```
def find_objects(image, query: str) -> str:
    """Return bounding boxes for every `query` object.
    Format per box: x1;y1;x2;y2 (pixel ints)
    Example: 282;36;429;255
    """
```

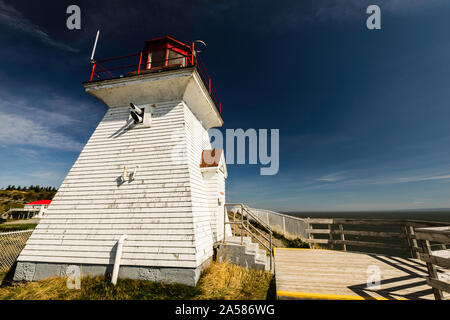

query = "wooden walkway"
274;248;449;300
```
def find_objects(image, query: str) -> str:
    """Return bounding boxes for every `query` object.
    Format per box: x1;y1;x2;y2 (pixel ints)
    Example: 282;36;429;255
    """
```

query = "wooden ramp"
274;248;448;300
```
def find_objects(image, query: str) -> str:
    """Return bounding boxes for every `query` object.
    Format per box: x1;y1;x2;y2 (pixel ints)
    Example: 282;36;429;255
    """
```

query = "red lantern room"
141;36;193;70
87;35;221;113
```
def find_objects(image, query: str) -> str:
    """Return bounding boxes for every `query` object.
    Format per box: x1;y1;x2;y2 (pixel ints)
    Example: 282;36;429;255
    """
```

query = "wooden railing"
305;218;449;258
415;226;450;300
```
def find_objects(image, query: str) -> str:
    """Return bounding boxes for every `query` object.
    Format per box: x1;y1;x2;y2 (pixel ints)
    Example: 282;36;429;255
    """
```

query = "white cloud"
0;0;78;52
281;167;450;194
395;174;450;183
0;92;94;151
316;172;347;182
26;170;65;180
0;111;84;151
0;168;67;188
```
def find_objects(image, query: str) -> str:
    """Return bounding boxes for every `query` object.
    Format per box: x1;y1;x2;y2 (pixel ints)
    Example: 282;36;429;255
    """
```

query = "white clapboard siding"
39;212;194;219
216;171;226;240
68;165;190;174
18;100;220;269
45;203;194;210
29;231;196;238
51;193;191;201
37;217;195;224
183;105;215;265
17;256;198;268
54;187;190;196
203;171;220;242
34;208;194;214
23;245;197;254
25;240;195;248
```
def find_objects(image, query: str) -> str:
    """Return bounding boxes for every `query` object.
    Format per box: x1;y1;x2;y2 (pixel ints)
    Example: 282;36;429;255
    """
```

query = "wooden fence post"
339;224;346;252
307;219;313;249
404;225;419;259
328;224;334;249
420;239;444;300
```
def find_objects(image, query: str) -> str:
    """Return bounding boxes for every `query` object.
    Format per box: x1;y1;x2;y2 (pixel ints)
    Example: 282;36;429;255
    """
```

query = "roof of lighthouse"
143;35;192;50
83;35;223;129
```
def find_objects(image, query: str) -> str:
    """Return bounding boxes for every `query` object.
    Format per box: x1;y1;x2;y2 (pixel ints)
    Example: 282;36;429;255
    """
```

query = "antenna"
90;30;100;63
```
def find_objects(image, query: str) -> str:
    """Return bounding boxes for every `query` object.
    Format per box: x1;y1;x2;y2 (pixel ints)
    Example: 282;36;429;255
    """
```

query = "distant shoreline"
282;209;450;222
282;208;450;214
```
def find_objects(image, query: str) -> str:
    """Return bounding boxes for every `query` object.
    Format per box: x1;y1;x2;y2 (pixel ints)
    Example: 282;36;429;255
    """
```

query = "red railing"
88;49;221;114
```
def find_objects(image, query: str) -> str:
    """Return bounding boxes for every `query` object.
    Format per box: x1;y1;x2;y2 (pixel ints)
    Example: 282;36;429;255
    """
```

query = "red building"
24;200;52;218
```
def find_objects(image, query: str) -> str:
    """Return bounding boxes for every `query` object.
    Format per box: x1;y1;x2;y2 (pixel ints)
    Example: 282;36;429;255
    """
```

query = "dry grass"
0;271;7;285
195;261;273;300
0;277;78;300
0;262;273;300
0;224;37;232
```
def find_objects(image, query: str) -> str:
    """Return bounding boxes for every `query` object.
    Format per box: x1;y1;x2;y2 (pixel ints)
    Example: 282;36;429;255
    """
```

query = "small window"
168;49;185;67
148;50;165;69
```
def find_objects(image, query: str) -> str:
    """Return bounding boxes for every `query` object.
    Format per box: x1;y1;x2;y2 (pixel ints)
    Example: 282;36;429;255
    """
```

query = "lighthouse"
14;36;229;285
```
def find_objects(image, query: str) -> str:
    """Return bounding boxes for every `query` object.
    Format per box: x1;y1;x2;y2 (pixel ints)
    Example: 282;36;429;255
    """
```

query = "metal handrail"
247;220;271;244
224;203;273;271
242;204;272;231
242;225;271;252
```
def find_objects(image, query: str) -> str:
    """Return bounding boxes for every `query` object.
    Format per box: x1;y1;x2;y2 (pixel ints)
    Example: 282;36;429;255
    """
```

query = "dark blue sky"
1;0;450;211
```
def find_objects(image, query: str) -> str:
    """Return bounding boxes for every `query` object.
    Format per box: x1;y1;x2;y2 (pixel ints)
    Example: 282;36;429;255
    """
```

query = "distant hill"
0;186;57;214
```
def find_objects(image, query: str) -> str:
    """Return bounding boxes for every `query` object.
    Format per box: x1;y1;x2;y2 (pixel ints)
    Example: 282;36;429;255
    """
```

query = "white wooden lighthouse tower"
14;36;228;285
